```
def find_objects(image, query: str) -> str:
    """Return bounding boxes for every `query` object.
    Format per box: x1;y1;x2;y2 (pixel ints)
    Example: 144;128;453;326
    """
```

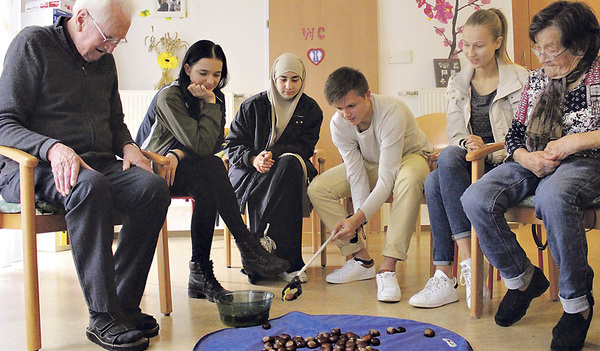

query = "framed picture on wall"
433;58;461;88
154;0;186;17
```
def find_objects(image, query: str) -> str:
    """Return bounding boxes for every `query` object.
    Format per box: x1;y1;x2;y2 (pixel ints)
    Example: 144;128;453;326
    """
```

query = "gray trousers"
0;159;170;315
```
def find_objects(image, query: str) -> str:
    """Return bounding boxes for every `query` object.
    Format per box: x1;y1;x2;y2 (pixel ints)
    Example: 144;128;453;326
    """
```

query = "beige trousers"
307;153;430;260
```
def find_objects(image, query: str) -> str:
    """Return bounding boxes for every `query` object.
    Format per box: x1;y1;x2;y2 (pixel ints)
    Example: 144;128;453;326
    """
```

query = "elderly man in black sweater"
0;1;170;350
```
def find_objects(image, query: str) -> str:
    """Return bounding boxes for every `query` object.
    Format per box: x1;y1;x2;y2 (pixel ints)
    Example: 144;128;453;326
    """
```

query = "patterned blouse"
505;57;600;159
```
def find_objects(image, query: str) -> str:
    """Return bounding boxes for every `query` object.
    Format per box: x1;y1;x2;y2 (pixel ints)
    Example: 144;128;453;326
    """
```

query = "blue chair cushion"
0;195;65;214
517;195;600;208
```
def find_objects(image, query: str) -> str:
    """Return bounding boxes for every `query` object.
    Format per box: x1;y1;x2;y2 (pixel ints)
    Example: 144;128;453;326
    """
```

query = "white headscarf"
266;53;306;148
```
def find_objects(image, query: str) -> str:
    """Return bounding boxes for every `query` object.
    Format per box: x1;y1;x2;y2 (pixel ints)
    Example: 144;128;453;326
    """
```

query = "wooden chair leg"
320;219;327;267
547;250;560;301
311;210;320;254
470;229;484;318
224;225;232;268
415;206;421;245
429;232;436;277
488;264;494;299
21;166;41;351
452;243;458;277
23;228;41;351
157;221;172;316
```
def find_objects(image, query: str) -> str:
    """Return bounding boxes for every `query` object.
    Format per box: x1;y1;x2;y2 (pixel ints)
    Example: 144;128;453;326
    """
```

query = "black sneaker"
551;307;593;351
495;266;549;327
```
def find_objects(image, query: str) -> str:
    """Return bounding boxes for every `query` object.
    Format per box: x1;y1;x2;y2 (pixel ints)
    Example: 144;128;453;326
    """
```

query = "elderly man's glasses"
531;45;567;61
89;14;127;45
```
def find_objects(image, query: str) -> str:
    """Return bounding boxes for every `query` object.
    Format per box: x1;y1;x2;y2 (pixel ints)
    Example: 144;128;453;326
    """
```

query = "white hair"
73;0;134;24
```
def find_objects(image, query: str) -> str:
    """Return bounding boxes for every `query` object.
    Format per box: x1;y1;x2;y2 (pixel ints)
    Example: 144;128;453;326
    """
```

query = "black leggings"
170;155;251;263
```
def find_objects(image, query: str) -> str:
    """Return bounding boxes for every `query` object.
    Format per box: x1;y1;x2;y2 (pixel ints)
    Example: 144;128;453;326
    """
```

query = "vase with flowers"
145;30;189;89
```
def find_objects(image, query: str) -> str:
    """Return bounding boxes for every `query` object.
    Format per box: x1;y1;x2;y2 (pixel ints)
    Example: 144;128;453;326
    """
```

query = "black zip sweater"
0;17;133;178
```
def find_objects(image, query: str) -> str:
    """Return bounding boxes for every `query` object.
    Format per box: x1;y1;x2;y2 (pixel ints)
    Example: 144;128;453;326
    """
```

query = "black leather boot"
188;260;229;302
236;237;290;280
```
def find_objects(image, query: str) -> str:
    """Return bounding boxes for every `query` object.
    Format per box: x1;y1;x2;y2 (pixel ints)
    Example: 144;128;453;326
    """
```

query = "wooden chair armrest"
140;149;170;166
465;142;505;162
0;146;39;168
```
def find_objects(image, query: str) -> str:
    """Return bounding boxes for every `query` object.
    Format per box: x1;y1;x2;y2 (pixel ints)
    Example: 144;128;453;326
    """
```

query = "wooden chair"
415;113;448;274
223;149;328;267
0;146;173;351
466;142;600;318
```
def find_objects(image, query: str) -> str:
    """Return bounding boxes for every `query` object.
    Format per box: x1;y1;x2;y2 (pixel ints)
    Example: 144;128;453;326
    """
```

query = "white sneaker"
326;258;376;284
460;259;490;309
279;270;308;283
376;271;401;302
408;270;459;308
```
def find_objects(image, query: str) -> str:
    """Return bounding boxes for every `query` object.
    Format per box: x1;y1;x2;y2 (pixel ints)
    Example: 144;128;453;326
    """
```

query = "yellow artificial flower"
157;52;178;70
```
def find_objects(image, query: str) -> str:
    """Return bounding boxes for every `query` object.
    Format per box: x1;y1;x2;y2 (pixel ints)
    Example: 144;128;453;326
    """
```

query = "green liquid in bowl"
216;290;274;328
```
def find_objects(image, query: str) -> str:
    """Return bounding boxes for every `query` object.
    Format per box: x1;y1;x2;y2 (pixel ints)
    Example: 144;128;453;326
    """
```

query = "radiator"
119;90;157;138
418;88;447;115
119;90;242;137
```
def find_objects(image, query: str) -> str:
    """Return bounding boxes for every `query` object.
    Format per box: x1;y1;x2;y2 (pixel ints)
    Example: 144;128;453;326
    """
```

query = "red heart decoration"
307;48;325;65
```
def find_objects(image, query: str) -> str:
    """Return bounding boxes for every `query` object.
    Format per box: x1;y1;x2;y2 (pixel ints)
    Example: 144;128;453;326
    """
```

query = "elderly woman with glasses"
462;2;600;350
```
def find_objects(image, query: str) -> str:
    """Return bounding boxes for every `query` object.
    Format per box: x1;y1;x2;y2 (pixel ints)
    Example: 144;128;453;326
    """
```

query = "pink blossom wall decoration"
416;0;494;59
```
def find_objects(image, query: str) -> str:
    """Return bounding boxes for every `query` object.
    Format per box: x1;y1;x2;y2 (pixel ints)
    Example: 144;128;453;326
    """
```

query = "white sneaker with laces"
279;270;308;283
408;270;459;308
376;271;401;302
460;259;490;309
326;258;376;284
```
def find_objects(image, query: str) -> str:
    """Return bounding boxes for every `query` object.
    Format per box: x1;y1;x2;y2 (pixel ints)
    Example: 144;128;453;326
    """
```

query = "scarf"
266;53;306;148
525;52;594;152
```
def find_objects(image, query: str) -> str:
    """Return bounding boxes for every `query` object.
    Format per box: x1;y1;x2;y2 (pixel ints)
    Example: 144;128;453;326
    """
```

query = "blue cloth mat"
194;311;472;350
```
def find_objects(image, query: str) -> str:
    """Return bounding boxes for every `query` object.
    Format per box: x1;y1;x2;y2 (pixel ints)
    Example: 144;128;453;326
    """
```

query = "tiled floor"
1;225;599;350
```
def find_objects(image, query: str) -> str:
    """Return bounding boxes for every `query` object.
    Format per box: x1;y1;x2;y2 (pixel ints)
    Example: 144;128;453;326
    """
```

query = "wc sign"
307;49;325;66
302;27;325;66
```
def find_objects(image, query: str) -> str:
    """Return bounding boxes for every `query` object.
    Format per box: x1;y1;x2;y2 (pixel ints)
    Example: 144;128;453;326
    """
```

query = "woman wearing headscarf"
225;53;323;283
462;2;600;350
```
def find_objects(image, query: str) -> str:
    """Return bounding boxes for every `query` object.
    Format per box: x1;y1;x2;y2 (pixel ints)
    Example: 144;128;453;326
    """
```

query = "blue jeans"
426;146;493;265
462;157;599;313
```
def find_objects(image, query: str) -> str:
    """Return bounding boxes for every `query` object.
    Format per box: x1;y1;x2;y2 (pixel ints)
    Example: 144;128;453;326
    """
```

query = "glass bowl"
215;290;274;328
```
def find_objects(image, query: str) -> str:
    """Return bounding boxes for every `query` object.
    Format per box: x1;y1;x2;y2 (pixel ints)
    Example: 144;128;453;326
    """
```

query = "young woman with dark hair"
136;40;289;302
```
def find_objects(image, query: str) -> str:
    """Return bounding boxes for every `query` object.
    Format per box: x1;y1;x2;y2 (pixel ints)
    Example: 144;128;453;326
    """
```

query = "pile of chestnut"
261;327;382;351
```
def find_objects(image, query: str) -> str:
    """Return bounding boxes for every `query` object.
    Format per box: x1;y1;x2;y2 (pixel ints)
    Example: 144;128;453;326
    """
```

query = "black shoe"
86;313;149;351
551;307;593;351
125;311;159;338
495;266;549;327
240;268;263;284
188;260;229;302
236;238;290;277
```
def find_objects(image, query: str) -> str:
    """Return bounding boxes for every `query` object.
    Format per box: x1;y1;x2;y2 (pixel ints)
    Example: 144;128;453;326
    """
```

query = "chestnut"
307;340;319;349
424;328;435;337
262;322;272;330
396;326;406;333
386;327;397;334
370;337;380;346
368;329;380;337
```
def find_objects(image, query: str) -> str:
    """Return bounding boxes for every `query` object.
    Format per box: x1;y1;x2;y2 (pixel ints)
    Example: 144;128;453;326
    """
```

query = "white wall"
377;0;514;114
114;0;269;97
115;0;513;116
